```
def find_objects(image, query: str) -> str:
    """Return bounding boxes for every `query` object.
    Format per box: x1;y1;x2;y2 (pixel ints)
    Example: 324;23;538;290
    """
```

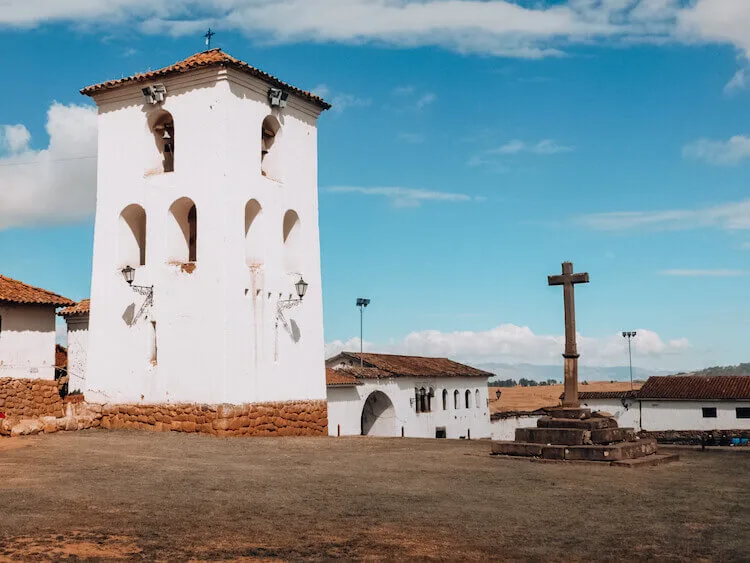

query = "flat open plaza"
0;432;749;560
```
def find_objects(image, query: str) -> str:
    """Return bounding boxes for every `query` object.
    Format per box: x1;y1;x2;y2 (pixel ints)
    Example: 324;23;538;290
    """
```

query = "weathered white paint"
0;304;56;380
327;377;491;439
580;398;640;430
640;401;750;431
489;413;541;441
65;315;89;393
85;64;326;405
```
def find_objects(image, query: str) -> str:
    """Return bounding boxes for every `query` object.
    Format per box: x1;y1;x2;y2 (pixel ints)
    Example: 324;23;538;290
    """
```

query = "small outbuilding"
58;299;90;394
575;375;750;439
326;352;493;439
0;275;74;380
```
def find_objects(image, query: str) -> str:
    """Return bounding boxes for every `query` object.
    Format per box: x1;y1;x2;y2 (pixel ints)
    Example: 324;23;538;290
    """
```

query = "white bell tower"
81;50;330;407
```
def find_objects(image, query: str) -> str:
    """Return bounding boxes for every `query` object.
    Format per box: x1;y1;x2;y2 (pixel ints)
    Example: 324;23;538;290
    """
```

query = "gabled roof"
326;368;362;387
638;375;750;401
81;49;331;110
58;299;90;317
331;352;493;379
0;275;74;307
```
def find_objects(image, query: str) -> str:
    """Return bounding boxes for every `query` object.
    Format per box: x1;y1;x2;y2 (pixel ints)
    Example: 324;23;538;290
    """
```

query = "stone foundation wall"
100;400;328;436
0;378;64;418
641;429;750;445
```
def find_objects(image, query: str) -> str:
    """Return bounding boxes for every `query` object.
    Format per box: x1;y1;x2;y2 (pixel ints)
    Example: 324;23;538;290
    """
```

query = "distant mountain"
678;363;750;377
475;362;670;384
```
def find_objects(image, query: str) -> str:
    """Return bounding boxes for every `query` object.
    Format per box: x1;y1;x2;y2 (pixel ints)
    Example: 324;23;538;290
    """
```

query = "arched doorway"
361;391;396;436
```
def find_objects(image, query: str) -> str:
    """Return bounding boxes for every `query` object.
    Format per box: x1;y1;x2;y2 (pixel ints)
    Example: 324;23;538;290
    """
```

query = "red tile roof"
326;368;362;387
638;375;750;401
58;299;90;317
332;352;493;379
0;275;74;307
81;49;331;110
561;391;639;400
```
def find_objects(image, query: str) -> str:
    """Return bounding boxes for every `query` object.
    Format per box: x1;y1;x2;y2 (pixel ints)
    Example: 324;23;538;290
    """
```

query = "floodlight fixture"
142;84;167;104
268;87;289;108
356;298;370;307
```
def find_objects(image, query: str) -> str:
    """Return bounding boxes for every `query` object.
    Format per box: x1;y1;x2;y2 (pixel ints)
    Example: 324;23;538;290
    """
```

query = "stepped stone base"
493;438;658;462
492;405;674;466
538;416;617;430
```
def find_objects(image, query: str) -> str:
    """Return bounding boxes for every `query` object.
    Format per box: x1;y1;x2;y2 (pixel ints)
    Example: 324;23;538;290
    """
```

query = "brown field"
490;381;643;413
0;430;749;561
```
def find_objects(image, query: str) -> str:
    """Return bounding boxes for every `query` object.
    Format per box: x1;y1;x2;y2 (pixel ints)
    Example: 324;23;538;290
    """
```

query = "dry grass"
0;431;749;560
490;381;643;413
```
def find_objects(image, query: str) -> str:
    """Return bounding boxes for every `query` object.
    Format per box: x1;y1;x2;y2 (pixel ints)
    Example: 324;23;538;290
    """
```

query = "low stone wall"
641;429;750;445
0;378;64;418
100;400;328;437
0;394;327;438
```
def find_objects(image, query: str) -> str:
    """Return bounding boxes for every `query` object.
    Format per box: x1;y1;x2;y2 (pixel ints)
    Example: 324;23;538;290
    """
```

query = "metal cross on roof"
204;28;216;49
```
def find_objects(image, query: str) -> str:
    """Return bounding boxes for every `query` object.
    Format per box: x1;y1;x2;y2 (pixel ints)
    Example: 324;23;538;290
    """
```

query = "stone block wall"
0;378;64;418
100;400;328;436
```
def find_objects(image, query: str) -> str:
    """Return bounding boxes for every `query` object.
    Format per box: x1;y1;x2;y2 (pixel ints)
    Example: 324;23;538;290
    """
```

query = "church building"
80;50;330;426
326;352;493;439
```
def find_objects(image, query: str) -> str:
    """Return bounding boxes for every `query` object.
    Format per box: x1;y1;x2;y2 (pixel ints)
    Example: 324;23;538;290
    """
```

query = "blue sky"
1;0;750;371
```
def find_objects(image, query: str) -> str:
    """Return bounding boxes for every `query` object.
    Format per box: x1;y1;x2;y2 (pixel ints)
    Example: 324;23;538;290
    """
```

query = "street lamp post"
356;298;370;366
622;331;637;389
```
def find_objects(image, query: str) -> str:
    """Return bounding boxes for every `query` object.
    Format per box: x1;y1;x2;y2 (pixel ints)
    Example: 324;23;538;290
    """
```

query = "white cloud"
326;324;691;369
415;93;437;109
489;139;573;155
683;135;750;166
398;133;425;144
470;139;573;167
659;269;746;277
5;0;747;60
0;103;98;230
724;66;750;93
577;199;750;232
311;83;370;114
393;86;416;96
2;125;32;153
327;186;477;208
0;0;749;77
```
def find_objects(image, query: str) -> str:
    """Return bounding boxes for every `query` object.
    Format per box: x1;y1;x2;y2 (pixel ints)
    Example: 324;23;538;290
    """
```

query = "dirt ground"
491;381;643;413
0;431;748;561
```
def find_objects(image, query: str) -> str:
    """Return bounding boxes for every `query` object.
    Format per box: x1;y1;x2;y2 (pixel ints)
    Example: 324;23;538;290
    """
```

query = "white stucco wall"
0;304;56;380
489;414;541;441
65;315;89;393
85;65;326;405
327;377;491;439
641;401;750;431
580;398;641;430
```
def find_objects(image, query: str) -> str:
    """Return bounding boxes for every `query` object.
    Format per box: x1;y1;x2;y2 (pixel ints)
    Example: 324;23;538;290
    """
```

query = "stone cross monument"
548;261;589;408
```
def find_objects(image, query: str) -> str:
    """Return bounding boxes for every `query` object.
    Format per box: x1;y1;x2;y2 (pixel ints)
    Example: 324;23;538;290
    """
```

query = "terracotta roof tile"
334;352;493;379
326;368;362;386
58;299;90;317
560;390;639;400
0;275;74;307
638;375;750;401
81;49;331;110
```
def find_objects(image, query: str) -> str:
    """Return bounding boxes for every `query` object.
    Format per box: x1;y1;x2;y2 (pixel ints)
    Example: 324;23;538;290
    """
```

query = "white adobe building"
81;49;330;405
577;375;750;435
58;300;90;394
326;352;493;439
0;275;74;380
